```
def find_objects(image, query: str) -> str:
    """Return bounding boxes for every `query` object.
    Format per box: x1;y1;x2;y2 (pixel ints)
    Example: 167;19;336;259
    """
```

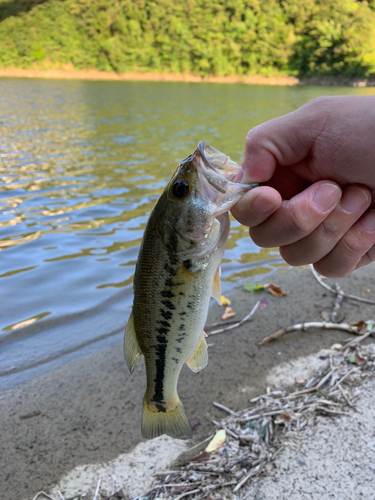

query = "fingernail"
252;194;278;214
313;184;341;212
235;169;244;183
242;171;257;184
360;211;375;232
341;187;368;213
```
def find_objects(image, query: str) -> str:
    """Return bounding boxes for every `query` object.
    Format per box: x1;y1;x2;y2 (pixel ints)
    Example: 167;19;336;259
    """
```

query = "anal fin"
211;266;222;305
186;332;208;373
124;311;142;374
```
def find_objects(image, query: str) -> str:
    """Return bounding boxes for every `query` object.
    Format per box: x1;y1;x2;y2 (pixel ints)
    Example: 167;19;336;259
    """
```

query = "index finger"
241;98;330;184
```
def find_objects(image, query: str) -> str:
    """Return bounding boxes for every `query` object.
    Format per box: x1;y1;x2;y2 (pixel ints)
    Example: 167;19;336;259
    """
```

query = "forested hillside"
1;0;375;77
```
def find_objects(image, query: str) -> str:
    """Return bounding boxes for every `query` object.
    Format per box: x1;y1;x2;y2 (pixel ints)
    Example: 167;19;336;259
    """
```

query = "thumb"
241;99;328;184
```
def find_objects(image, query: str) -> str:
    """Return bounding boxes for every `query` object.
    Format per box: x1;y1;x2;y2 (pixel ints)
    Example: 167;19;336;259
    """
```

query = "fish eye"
172;179;190;199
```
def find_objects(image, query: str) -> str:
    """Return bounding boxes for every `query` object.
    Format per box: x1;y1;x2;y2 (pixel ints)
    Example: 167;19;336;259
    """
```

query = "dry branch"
331;284;344;322
208;301;259;336
258;321;361;346
310;265;375;305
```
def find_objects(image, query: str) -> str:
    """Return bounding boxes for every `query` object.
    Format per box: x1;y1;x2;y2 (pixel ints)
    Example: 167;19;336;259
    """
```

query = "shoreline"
0;67;374;87
2;265;375;499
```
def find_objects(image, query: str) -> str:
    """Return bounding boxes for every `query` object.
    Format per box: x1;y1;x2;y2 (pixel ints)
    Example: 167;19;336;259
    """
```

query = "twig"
330;367;357;392
310;265;375;305
233;460;267;492
174;488;201;500
57;492;65;500
208;301;259;336
132;486;162;500
258;322;361;345
316;407;350;416
287;368;336;397
205;319;239;330
92;479;101;500
31;493;57;500
338;384;354;407
331;284;344;322
344;327;375;347
199;481;237;497
212;402;236;415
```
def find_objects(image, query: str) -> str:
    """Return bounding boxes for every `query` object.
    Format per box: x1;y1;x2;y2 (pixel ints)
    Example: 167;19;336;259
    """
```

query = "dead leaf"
221;295;231;306
259;298;268;310
221;307;236;320
189;418;200;430
350;320;367;333
275;411;294;425
264;283;289;297
331;343;342;351
205;429;226;453
355;351;366;365
186;451;210;464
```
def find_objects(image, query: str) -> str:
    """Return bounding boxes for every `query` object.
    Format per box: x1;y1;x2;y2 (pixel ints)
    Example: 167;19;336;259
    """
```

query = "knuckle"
318;219;341;240
340;234;363;258
280;245;305;266
249;227;272;248
288;207;314;235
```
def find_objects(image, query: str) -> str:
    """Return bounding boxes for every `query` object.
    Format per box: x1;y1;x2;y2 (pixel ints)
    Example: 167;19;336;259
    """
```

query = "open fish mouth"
192;141;258;214
194;141;257;194
197;141;242;184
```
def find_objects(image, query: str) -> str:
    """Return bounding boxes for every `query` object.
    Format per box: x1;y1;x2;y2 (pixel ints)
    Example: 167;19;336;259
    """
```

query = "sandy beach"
0;68;374;87
1;264;375;499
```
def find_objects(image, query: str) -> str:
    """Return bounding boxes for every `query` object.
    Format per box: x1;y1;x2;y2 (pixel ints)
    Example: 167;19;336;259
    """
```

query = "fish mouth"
195;141;257;193
193;141;258;213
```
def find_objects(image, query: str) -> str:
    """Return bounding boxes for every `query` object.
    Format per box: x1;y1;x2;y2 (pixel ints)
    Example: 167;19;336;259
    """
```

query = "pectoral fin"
186;332;208;373
124;311;142;374
211;266;222;305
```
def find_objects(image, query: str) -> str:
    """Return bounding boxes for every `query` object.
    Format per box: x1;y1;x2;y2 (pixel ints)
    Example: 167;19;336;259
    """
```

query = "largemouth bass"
124;142;257;440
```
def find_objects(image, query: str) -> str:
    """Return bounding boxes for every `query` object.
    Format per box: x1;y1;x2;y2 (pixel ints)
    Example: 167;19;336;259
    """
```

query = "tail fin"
142;397;192;440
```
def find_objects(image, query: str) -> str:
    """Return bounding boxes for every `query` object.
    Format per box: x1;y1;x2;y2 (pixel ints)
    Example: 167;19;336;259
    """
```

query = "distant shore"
0;67;374;87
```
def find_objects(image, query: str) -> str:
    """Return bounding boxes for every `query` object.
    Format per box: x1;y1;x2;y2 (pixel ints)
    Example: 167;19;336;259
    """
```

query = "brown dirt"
1;265;375;499
0;67;374;87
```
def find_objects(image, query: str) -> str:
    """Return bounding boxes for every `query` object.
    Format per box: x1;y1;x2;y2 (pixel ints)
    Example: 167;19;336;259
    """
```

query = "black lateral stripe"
162;299;176;310
152;336;167;406
160;309;172;320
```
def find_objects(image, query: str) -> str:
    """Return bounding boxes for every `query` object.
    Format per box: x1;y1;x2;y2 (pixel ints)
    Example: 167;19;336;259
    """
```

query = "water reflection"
1;79;374;389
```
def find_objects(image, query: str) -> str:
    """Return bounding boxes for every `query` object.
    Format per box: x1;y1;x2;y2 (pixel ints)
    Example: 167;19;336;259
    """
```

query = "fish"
124;141;257;440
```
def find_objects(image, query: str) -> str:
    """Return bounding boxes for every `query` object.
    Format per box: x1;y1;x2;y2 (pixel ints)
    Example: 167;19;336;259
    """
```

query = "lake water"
1;78;374;390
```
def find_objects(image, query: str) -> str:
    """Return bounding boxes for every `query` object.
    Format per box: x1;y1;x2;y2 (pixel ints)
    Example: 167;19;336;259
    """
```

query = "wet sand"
0;68;374;87
1;265;375;499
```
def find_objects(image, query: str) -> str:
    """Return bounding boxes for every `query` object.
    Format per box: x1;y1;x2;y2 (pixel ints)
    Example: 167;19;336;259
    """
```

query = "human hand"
231;96;375;277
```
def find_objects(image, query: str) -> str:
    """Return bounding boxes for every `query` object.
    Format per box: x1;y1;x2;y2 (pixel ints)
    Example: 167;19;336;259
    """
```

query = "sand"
0;68;374;87
1;265;375;500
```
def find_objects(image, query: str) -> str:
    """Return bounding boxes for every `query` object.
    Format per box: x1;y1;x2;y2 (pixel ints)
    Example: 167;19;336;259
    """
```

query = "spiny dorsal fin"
186;331;208;373
124;311;142;373
211;266;222;305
